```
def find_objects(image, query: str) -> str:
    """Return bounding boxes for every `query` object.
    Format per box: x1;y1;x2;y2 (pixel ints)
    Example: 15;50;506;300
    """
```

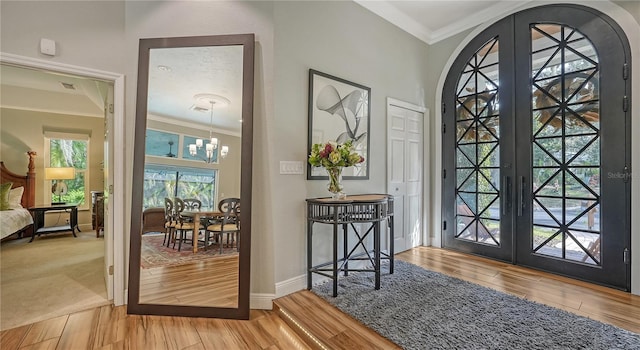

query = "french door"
442;5;631;290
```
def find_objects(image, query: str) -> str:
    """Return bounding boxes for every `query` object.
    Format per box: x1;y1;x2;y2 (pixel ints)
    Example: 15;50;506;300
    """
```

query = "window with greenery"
47;136;89;207
143;164;217;209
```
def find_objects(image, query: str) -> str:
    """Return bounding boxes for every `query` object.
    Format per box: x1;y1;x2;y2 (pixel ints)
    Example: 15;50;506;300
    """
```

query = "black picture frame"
307;69;370;180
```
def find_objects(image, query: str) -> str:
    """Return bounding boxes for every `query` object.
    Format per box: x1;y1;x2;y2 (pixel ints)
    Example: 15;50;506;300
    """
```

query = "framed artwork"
307;69;370;180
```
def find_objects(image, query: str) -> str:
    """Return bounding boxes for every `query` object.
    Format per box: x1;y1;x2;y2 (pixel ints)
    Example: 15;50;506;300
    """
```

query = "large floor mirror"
128;34;254;319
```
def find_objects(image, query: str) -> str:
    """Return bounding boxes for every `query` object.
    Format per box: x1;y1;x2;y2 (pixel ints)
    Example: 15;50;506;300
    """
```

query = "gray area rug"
312;260;640;350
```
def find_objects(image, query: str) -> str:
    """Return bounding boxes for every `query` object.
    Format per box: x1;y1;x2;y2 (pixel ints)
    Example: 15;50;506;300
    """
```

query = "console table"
306;194;394;297
28;203;79;242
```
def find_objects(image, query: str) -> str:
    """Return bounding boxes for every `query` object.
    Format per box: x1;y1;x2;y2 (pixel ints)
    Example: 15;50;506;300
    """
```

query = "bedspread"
0;208;33;239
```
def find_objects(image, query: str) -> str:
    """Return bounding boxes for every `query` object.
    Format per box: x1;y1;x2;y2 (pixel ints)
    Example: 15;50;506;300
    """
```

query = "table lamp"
45;167;75;204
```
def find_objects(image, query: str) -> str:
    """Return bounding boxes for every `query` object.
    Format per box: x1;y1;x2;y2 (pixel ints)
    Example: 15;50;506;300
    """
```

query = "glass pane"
535;138;562;163
456;168;473;188
457;144;477;165
478;193;498;216
533;143;560;167
50;139;88;170
454;36;501;247
531;24;562;52
458;193;476;214
569;141;600;167
533;226;562;257
49;139;88;205
457;120;475;143
479;143;499;168
143;164;217;209
535;197;562;225
565;171;597;200
479;218;499;245
566;230;600;264
459;173;477;193
530;23;601;266
533;199;560;227
456;216;475;241
145;129;180;158
533;108;562;137
536;171;563;197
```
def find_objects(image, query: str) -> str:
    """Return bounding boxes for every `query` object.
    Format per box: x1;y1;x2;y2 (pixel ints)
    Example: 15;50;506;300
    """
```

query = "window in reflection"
145;129;180;157
143;164;217;209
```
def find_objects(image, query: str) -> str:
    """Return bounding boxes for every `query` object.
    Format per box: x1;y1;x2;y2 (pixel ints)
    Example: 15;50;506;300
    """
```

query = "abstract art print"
308;69;370;179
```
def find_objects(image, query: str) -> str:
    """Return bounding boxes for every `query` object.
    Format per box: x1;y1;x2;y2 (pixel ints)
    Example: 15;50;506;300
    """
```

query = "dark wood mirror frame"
127;34;254;319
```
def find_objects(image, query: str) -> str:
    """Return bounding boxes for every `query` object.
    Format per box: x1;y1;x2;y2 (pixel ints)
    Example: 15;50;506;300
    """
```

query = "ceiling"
0;0;531;126
355;0;531;44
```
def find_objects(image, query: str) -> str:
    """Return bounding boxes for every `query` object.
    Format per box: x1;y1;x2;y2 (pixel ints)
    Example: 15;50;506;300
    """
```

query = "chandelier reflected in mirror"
188;94;231;163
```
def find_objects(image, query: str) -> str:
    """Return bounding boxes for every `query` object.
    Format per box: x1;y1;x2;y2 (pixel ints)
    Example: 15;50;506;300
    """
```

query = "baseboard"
275;274;307;297
250;293;275;310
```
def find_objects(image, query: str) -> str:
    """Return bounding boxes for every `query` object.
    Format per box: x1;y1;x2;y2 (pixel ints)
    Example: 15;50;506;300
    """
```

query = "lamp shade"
45;167;75;180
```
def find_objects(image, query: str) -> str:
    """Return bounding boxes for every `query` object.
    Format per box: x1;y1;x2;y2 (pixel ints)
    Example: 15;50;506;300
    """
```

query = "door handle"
518;176;525;217
502;176;511;215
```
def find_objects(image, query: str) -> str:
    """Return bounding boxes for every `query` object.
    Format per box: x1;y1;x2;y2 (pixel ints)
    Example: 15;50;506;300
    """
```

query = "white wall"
272;1;430;286
0;1;125;73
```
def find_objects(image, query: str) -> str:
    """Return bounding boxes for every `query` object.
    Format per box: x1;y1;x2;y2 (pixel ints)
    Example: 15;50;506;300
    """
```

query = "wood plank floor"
0;306;311;350
2;246;638;349
139;255;239;307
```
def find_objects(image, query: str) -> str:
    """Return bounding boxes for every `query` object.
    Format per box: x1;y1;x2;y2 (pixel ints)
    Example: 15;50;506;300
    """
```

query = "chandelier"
188;94;230;163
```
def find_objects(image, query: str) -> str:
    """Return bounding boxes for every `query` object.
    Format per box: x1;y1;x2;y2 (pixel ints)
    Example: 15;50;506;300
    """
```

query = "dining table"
181;209;224;253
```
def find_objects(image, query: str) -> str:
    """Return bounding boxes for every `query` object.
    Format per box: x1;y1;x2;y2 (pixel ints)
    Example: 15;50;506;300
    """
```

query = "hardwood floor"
0;305;311;350
139;255;239;307
2;246;638;349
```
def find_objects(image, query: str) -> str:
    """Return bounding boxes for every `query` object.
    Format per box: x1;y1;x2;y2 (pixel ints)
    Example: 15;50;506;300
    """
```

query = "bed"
1;151;36;240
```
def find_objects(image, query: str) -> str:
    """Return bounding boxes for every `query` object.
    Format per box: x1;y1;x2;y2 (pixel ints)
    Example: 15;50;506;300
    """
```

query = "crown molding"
354;0;431;44
355;0;532;45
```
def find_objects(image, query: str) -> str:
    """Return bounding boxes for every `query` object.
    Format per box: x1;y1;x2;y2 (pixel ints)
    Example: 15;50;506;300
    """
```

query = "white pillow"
9;186;24;209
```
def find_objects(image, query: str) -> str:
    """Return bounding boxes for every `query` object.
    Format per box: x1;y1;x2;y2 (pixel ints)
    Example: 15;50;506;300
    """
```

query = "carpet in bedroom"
0;230;109;331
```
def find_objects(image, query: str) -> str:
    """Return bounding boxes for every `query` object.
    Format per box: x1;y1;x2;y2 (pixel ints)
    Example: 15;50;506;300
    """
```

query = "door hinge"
623;165;631;183
623;96;629;112
443;221;447;231
443;169;447;179
442;123;446;134
623;63;629;80
108;103;114;113
442;102;446;114
623;248;630;264
108;265;114;275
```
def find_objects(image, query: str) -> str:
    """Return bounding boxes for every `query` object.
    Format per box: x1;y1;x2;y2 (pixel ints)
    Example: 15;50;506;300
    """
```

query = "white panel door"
387;100;424;252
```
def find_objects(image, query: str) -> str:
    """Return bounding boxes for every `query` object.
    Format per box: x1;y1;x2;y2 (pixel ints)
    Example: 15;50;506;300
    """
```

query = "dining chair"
163;197;177;247
172;197;201;251
204;198;240;254
182;198;202;210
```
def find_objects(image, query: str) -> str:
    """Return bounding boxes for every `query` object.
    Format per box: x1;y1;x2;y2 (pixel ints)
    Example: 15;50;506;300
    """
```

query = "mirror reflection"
137;45;243;308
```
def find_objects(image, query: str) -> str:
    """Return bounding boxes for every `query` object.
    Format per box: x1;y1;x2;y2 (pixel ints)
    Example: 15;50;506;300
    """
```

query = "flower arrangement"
308;140;364;199
308;140;364;169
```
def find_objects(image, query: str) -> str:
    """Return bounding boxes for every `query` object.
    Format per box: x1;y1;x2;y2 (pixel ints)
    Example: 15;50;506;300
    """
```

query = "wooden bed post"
26;151;36;209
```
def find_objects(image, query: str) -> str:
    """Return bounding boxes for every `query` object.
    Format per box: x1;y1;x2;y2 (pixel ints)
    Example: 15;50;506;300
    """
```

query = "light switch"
280;161;304;175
